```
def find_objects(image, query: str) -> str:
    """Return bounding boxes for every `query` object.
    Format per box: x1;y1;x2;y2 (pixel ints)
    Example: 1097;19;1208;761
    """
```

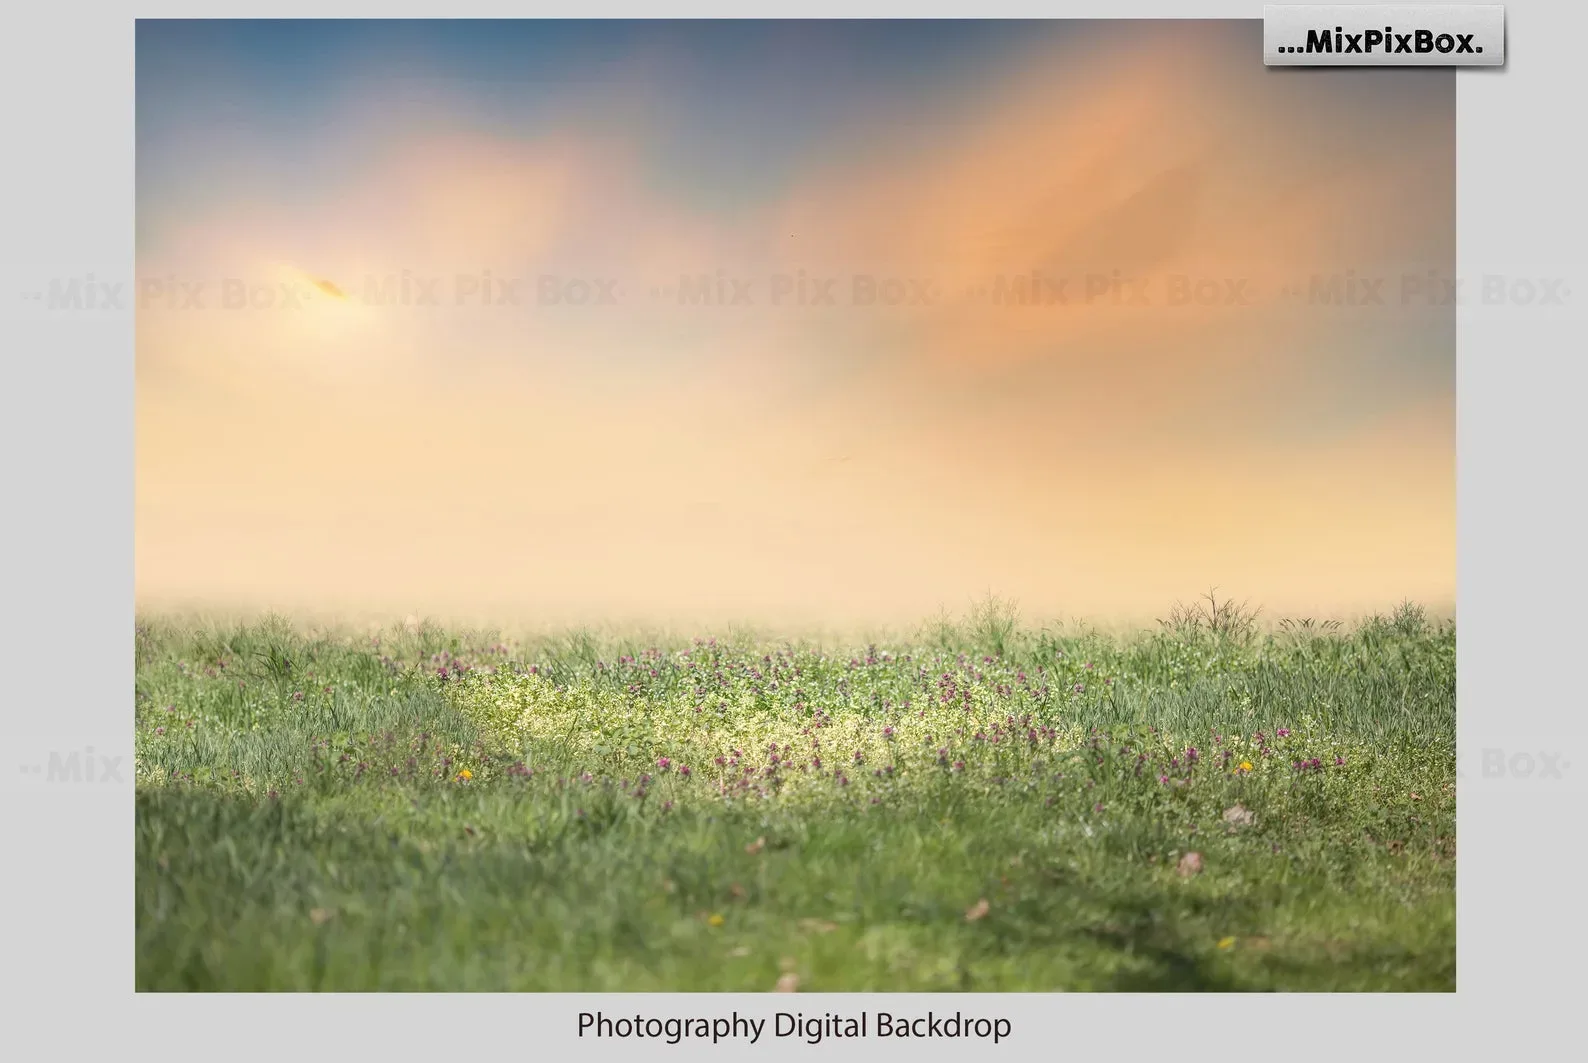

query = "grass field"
134;597;1455;991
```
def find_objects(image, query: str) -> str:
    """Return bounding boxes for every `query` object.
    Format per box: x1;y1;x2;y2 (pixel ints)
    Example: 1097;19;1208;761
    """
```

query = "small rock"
1222;804;1256;828
965;897;990;921
746;836;766;854
309;907;335;925
1177;851;1204;877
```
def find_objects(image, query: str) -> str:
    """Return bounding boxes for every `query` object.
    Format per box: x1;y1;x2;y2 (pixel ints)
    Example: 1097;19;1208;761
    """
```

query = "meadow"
134;596;1455;991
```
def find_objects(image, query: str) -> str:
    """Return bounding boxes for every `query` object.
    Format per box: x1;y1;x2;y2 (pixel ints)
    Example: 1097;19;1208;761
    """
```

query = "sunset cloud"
136;21;1453;627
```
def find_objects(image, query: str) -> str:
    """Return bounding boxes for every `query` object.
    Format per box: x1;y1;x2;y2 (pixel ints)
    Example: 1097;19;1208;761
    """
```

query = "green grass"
134;598;1455;991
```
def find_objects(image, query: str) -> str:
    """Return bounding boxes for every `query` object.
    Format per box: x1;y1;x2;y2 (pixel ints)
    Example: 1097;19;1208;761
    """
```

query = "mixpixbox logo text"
1265;5;1506;66
1279;26;1484;56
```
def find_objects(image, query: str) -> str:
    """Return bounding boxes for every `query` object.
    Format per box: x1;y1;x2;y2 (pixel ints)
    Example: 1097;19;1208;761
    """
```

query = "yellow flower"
707;913;725;927
1217;936;1236;950
1238;761;1253;773
456;769;473;781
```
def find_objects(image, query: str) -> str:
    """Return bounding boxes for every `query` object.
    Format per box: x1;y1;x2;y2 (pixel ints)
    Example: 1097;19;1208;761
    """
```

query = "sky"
135;20;1455;629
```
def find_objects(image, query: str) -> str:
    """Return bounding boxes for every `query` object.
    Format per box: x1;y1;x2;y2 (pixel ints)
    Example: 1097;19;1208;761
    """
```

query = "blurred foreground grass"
135;598;1454;990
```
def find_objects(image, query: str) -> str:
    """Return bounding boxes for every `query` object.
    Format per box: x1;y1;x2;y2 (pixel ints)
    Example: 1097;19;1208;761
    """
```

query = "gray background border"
2;3;1583;1058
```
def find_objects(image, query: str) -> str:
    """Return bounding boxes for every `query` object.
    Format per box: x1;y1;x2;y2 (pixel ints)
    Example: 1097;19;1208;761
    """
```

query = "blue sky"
134;20;1456;622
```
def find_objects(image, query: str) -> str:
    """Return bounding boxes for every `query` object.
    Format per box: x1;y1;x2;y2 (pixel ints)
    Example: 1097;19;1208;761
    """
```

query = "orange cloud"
136;25;1453;628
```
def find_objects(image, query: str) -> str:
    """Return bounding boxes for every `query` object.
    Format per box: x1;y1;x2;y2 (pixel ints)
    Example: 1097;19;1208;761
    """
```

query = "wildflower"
1217;936;1236;950
456;768;472;781
656;756;671;771
678;764;691;778
1335;755;1346;766
707;913;725;927
1276;728;1291;738
882;726;895;740
1238;761;1254;773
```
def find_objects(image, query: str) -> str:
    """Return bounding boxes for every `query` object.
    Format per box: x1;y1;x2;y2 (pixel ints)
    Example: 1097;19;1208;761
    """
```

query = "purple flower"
656;756;671;771
678;764;691;778
1335;755;1346;766
1276;728;1291;738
